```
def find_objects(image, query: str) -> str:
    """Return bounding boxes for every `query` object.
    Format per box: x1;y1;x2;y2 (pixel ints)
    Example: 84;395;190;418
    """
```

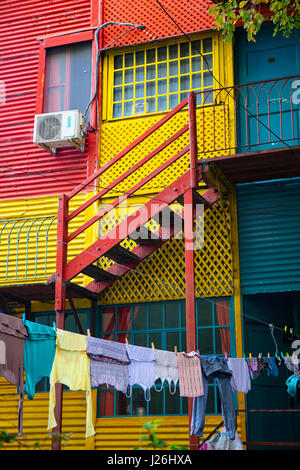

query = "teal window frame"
97;297;236;418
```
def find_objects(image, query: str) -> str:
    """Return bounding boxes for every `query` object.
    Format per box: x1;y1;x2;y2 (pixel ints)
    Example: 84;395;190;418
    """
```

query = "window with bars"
110;37;214;119
96;298;234;418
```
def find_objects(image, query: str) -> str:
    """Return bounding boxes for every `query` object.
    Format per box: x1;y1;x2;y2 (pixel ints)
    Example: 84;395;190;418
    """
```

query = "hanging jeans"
191;357;236;440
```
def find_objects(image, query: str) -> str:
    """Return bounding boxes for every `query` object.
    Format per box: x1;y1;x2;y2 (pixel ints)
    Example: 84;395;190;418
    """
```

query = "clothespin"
249;352;252;362
243;352;246;359
267;352;270;359
22;313;26;322
174;346;178;355
125;337;129;345
151;342;155;351
224;351;228;360
258;352;262;359
286;352;290;359
87;329;91;337
52;321;57;332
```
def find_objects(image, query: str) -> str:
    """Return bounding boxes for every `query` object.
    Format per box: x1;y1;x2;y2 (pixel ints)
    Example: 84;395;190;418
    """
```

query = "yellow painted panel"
96;194;233;303
0;377;97;450
95;415;244;450
99;105;235;200
0;194;92;286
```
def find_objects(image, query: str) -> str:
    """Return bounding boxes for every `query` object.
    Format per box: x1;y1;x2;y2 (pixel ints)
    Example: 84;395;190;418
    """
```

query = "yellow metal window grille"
109;37;214;120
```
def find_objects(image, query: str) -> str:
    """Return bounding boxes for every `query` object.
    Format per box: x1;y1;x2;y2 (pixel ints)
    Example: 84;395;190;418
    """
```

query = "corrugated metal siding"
237;178;300;294
0;0;91;200
0;194;88;286
103;0;214;49
95;415;243;450
0;377;97;450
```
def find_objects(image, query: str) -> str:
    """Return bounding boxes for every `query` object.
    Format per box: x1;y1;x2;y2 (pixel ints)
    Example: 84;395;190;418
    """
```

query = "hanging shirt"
23;319;56;400
227;358;251;393
48;329;95;439
0;313;28;436
154;349;178;394
126;344;156;401
176;351;204;397
87;336;129;394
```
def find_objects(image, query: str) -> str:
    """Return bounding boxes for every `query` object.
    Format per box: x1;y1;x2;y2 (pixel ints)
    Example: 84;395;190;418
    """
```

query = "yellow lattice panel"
99;104;234;199
98;199;233;304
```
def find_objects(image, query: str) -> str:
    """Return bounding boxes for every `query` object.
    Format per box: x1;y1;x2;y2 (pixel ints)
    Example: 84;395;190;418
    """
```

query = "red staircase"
49;91;220;451
49;92;220;314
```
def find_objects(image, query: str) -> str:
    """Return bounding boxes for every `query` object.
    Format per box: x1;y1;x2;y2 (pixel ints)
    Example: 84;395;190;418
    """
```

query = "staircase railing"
54;92;198;313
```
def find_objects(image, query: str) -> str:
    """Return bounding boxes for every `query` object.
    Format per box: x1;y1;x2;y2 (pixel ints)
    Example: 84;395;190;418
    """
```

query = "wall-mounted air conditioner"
33;110;85;154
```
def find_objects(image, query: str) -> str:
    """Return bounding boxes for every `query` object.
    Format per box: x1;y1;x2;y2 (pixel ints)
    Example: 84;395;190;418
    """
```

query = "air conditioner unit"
33;110;85;154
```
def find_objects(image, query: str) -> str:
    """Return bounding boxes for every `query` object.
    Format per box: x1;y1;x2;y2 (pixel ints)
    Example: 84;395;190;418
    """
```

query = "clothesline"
58;238;300;342
0;312;299;446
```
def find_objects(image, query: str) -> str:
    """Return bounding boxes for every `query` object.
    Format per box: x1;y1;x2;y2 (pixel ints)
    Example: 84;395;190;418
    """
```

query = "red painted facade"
0;0;214;200
0;0;92;200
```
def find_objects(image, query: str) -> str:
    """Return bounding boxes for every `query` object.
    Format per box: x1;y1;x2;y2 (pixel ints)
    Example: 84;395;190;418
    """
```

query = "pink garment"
176;352;204;397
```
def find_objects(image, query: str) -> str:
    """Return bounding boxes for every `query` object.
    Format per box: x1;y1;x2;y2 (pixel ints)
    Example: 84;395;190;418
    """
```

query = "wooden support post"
69;297;84;335
184;188;199;451
53;194;68;451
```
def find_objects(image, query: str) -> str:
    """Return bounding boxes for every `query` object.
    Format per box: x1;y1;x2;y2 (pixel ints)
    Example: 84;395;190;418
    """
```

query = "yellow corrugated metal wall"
0;194;91;286
0;377;97;450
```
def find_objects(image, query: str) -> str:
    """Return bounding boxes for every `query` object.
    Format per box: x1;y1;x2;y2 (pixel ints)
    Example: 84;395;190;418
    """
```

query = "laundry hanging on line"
0;313;299;441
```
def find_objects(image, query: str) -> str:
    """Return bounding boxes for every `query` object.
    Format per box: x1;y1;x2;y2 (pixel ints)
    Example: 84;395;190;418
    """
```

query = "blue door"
235;23;300;151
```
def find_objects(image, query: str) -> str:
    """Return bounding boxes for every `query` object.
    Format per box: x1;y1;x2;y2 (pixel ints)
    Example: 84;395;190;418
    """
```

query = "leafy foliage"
0;430;71;450
134;419;188;450
209;1;300;42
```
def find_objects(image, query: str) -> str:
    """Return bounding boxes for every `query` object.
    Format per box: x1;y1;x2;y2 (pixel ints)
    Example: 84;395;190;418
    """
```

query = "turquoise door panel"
235;23;300;151
237;178;300;295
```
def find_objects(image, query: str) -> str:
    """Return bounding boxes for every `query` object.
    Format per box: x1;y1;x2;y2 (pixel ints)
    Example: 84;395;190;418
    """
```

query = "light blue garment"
286;375;300;398
191;357;236;440
23;320;56;399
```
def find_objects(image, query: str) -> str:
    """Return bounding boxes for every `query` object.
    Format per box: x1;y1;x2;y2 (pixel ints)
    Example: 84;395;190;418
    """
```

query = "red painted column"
185;92;199;450
184;189;198;451
53;194;68;450
188;92;198;189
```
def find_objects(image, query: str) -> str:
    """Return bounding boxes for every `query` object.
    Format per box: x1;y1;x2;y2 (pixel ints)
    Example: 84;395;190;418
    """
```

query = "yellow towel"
48;329;95;438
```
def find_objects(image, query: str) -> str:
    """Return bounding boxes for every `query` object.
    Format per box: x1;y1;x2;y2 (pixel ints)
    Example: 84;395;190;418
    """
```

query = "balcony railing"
0;216;57;282
194;74;300;156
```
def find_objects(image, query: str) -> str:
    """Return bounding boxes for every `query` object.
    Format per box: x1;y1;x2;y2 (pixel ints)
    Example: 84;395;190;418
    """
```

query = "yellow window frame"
103;33;222;121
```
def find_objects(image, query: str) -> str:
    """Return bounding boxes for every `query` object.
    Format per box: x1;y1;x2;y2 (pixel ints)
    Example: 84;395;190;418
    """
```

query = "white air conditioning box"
33;110;85;154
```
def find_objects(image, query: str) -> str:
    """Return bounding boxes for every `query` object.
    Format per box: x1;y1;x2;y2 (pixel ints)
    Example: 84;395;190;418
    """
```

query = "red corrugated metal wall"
102;0;214;48
0;0;92;200
0;0;214;201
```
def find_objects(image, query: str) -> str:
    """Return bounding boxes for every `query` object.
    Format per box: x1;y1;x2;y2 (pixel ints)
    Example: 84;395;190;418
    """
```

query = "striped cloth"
176;352;204;397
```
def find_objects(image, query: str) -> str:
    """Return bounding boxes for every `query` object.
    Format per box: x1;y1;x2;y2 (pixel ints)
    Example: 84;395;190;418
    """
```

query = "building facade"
0;0;299;450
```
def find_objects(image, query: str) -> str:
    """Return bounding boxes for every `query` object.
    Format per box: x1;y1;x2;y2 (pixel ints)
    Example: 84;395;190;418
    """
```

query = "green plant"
209;1;300;42
0;430;71;450
134;419;188;450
